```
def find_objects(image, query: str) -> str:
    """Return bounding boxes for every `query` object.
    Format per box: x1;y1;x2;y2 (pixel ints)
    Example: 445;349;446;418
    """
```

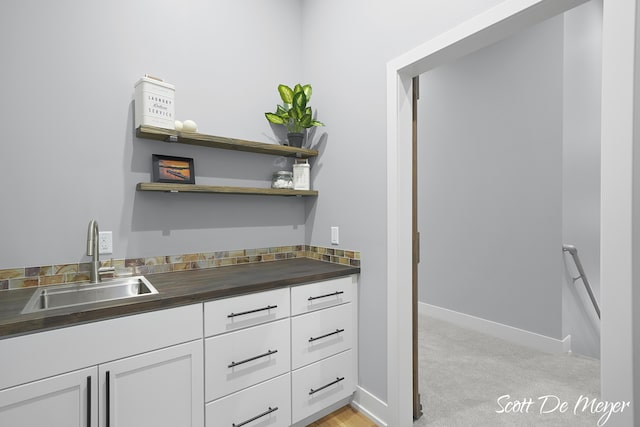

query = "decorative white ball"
174;120;183;131
183;120;198;133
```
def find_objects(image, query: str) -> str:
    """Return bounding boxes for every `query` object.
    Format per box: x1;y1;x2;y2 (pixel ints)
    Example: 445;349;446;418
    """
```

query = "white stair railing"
563;244;600;319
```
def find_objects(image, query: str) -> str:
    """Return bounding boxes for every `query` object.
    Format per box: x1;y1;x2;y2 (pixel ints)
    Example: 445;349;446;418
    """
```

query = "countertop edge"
0;258;360;340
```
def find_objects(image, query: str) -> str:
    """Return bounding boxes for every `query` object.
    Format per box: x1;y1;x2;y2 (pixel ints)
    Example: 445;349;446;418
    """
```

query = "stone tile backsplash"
0;245;360;291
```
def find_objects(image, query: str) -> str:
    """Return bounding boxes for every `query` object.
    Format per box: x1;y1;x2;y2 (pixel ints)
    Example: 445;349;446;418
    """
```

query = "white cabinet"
203;293;292;425
0;304;204;427
204;275;358;427
1;341;204;427
290;275;358;425
0;275;357;427
0;366;98;427
100;340;203;427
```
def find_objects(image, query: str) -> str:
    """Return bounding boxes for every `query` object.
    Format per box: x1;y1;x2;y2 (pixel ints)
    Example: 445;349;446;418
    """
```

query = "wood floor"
307;405;377;426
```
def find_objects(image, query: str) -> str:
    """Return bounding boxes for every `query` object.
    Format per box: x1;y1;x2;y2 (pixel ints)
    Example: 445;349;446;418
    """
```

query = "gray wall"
562;0;602;359
301;0;506;401
417;17;565;339
414;1;603;358
0;0;304;268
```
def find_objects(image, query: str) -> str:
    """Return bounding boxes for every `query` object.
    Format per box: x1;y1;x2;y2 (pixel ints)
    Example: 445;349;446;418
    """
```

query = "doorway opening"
412;4;602;424
387;1;638;426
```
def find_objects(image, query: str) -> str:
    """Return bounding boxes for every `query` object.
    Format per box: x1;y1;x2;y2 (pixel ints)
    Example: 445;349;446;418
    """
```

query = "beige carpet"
414;313;603;427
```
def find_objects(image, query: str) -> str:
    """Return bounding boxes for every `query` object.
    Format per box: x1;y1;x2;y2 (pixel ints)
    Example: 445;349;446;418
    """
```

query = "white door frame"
386;0;639;426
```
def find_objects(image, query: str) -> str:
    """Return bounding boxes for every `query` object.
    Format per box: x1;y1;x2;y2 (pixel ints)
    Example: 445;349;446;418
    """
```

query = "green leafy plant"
265;84;324;133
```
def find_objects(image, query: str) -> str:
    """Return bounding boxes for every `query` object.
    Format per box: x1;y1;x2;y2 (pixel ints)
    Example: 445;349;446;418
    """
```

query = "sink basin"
21;276;159;314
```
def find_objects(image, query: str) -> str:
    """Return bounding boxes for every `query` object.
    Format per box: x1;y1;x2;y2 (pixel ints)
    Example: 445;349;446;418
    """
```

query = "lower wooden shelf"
136;182;318;197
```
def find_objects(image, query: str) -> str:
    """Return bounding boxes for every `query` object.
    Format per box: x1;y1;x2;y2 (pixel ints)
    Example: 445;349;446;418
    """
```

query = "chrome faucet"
87;220;115;283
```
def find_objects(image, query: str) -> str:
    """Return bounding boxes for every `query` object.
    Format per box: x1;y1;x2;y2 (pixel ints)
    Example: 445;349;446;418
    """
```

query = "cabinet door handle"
228;349;278;368
309;377;345;395
308;291;344;301
105;371;111;427
86;376;92;427
309;328;345;343
232;406;279;427
228;305;277;318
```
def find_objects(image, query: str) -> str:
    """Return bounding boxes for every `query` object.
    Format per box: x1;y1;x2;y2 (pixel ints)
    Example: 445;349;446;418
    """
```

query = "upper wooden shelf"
136;125;318;158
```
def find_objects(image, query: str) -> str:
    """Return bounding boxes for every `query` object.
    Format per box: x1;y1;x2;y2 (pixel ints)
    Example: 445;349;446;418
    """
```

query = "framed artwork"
152;154;195;184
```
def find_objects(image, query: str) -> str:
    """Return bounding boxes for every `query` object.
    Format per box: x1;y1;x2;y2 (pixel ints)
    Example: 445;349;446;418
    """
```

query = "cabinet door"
0;366;97;427
99;340;203;427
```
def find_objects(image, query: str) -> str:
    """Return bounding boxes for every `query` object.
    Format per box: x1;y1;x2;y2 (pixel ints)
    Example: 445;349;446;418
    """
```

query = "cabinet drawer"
206;373;291;427
291;302;353;370
205;318;290;402
291;349;355;423
290;276;355;315
204;287;290;337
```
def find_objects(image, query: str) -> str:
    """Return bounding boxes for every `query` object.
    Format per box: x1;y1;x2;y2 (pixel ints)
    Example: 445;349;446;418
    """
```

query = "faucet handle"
98;258;116;278
98;266;116;279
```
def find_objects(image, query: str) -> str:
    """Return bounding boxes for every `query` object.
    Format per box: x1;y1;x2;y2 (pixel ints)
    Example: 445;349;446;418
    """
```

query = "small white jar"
271;171;294;189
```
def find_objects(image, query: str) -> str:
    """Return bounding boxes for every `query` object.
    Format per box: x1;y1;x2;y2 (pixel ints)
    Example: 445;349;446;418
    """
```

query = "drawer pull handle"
308;291;344;301
228;349;278;368
309;328;345;343
309;377;345;395
228;304;277;318
232;406;279;427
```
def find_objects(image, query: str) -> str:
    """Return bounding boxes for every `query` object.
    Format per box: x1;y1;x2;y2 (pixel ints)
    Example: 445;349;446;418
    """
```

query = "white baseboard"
419;302;571;354
352;385;388;426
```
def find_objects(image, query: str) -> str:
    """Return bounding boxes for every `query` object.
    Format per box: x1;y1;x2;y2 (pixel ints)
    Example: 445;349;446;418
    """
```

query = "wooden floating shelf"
136;182;318;197
136;125;318;159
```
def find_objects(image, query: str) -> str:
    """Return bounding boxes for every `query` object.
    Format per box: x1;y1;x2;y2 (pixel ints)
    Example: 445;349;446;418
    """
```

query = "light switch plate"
99;231;113;254
331;226;339;245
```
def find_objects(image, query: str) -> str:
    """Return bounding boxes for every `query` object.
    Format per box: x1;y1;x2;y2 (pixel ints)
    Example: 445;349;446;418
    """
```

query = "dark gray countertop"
0;258;360;339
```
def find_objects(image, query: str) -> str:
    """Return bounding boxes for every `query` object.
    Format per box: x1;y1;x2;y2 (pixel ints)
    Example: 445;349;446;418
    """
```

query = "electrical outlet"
99;231;113;254
331;226;339;245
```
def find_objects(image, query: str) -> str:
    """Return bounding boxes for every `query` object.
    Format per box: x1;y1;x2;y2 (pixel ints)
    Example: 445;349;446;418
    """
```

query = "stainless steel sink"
21;276;159;314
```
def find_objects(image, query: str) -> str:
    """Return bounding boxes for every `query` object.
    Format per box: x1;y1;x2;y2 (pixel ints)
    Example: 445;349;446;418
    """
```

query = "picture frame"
152;154;195;184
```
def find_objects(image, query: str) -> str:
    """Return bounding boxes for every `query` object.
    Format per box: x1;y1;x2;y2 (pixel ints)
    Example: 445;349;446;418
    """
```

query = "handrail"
563;244;600;319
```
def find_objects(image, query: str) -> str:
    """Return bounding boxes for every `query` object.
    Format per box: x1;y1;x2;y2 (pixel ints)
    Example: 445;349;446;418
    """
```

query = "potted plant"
265;84;324;147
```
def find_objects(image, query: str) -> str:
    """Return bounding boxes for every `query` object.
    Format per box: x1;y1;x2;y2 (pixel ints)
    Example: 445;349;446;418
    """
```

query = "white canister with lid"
134;75;175;130
293;159;310;190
